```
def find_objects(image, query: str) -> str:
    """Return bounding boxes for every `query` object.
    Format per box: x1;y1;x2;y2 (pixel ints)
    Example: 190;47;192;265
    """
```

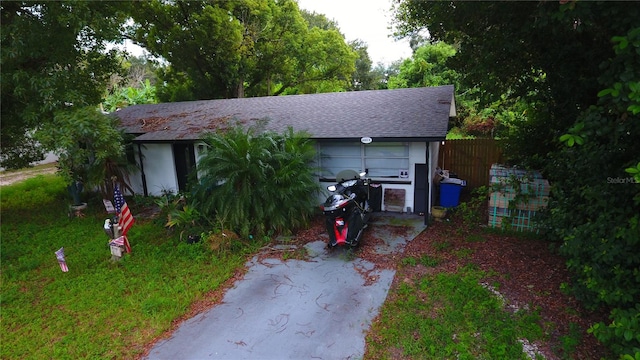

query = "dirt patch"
0;163;58;186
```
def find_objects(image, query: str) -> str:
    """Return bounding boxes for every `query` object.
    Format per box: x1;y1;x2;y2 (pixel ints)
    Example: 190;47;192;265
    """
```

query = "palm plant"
193;124;320;238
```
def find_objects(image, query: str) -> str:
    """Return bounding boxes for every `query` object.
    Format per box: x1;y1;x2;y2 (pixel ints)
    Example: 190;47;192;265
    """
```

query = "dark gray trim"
137;143;148;197
131;139;201;144
304;137;446;143
425;142;430;226
132;137;447;144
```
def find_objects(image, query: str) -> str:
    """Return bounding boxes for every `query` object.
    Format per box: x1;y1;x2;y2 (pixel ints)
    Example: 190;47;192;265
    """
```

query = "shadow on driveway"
145;213;426;360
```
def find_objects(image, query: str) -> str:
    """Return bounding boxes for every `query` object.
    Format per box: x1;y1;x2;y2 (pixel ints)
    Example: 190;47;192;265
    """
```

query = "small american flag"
110;237;124;246
55;247;68;272
114;184;134;239
110;236;131;253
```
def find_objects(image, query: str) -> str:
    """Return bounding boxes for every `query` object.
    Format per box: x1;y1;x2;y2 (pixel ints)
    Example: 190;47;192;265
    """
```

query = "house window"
318;142;410;179
365;142;410;178
318;142;362;178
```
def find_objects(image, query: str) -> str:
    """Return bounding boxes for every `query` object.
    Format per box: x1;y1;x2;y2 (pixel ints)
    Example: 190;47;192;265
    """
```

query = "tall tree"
243;0;309;97
117;55;159;89
392;1;639;165
128;0;245;100
270;8;355;94
276;26;356;95
387;41;509;138
1;1;130;169
392;2;640;357
349;39;376;91
387;41;459;89
300;9;340;32
299;12;383;92
102;55;160;112
129;0;356;100
369;62;390;90
246;1;355;96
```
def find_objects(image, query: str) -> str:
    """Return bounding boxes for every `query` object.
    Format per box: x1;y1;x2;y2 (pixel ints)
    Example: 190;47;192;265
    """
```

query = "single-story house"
112;85;456;222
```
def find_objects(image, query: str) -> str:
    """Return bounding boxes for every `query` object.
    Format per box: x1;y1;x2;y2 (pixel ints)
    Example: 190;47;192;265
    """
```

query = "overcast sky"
296;0;413;65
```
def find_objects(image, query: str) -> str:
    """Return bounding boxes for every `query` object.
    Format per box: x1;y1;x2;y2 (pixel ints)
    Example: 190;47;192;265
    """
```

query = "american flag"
109;236;131;253
114;184;135;240
55;247;68;272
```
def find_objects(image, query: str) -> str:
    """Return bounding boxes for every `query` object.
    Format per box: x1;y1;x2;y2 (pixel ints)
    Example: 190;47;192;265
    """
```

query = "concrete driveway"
145;214;426;360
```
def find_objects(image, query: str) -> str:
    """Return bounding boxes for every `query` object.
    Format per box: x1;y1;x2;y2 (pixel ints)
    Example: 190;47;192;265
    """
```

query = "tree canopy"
1;1;130;169
349;39;387;91
392;1;640;163
392;2;640;357
387;41;459;89
1;0;368;169
128;0;357;100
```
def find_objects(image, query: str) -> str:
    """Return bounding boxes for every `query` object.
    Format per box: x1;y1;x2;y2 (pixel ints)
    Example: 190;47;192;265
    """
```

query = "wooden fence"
438;138;504;189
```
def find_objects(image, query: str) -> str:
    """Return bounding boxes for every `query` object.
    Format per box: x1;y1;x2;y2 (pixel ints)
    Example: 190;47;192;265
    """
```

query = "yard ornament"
55;247;68;272
103;219;114;239
109;236;131;254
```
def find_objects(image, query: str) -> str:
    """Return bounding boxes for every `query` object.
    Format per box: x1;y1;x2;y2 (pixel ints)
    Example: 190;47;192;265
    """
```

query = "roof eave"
311;136;446;143
131;136;447;144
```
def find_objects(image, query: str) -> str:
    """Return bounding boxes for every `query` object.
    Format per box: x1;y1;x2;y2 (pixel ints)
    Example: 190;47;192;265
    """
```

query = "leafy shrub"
192;124;320;238
37;106;125;187
36;106;137;201
102;79;156;112
457;185;489;226
543;29;640;358
589;305;640;357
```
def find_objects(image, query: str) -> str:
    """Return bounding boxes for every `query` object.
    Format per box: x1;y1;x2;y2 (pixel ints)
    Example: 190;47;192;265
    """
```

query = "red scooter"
320;170;371;248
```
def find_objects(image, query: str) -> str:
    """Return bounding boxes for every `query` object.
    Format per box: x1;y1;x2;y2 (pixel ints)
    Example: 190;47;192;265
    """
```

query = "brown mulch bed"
392;214;612;360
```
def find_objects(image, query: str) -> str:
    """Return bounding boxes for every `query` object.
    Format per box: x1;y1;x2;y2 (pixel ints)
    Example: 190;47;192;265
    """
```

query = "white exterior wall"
375;141;425;213
194;142;207;180
130;141;441;210
129;143;178;196
319;141;438;214
128;166;144;196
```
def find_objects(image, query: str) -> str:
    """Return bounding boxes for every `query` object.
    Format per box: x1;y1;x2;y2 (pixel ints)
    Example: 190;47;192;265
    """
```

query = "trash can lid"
441;178;466;186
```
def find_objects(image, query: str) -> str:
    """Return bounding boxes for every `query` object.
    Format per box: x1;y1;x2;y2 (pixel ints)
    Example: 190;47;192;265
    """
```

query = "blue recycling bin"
439;179;466;208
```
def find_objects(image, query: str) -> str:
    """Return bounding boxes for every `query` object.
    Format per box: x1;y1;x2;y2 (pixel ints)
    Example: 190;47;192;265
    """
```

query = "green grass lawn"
0;174;261;359
2;175;552;359
365;264;544;359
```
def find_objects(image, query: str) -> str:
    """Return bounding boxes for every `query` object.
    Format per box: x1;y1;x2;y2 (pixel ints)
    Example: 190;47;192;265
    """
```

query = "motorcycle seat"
336;169;359;182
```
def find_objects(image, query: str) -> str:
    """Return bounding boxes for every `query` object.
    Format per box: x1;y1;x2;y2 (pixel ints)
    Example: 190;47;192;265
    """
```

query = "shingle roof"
112;85;455;142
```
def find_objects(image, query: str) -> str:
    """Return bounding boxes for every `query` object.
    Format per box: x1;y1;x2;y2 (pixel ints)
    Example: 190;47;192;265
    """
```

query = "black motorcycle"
321;170;372;248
